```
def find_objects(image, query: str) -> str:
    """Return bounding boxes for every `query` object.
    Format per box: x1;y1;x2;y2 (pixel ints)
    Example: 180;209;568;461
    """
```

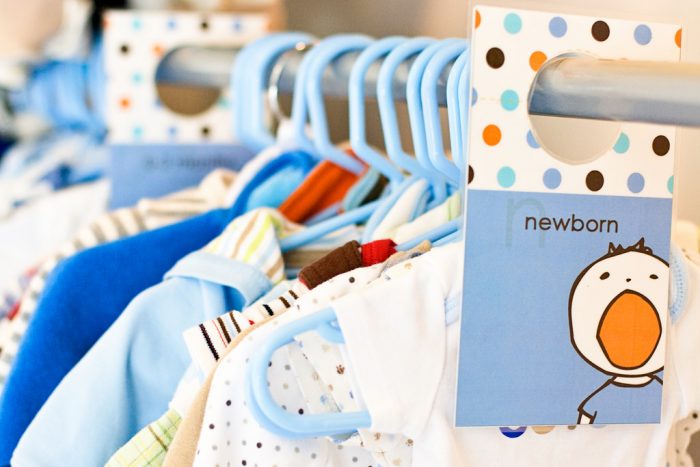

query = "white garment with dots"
332;243;700;467
193;261;395;466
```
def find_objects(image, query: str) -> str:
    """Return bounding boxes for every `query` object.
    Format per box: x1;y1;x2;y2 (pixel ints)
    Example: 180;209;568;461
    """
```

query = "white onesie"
332;242;700;467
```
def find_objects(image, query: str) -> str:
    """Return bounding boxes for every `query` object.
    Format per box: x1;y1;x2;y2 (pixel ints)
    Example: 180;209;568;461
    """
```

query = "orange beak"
597;290;661;370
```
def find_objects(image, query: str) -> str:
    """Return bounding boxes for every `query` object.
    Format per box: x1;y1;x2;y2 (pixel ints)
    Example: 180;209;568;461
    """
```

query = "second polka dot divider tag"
103;10;270;208
455;6;680;427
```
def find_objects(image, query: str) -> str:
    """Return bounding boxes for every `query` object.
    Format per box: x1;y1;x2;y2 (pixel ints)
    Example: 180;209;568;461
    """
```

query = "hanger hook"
305;34;374;175
348;36;407;188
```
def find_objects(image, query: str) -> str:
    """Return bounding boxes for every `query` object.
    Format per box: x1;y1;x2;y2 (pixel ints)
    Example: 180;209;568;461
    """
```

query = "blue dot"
132;73;142;84
232;19;242;31
668;176;674;193
133;127;143;139
634;25;652;45
132;18;142;30
167;18;177;30
500;427;527;439
526;130;540;149
168;126;178;138
218;97;229;108
471;88;478;106
627;173;645;193
543;169;561;189
497;167;516;188
614;133;630;153
549;17;567;38
504;13;522;34
500;90;519;111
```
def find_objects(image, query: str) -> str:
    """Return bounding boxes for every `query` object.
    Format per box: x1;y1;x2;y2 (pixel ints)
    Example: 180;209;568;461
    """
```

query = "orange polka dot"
529;51;547;72
475;10;481;29
153;44;164;56
483;125;501;146
119;97;131;109
675;28;682;48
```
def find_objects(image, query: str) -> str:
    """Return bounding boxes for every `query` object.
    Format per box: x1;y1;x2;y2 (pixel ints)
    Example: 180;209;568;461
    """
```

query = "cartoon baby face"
569;240;669;377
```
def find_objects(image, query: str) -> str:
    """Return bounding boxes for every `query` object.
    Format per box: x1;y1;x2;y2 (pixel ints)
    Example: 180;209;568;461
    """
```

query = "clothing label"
108;144;252;208
456;6;681;427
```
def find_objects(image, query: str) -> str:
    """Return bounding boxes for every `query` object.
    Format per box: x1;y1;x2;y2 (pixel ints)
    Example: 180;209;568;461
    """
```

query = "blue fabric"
12;252;272;467
0;209;231;465
231;150;316;214
579;376;663;424
0;149;314;464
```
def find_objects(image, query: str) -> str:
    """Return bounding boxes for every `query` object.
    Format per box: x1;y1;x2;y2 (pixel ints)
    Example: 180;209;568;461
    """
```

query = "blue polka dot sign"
457;6;681;428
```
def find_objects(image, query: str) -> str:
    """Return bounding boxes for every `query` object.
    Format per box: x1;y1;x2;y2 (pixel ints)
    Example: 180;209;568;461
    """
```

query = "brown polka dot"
201;126;211;137
486;48;505;69
529;51;547;71
586;170;604;191
592;21;610;41
120;44;129;54
468;165;474;184
652;135;670;156
200;19;209;30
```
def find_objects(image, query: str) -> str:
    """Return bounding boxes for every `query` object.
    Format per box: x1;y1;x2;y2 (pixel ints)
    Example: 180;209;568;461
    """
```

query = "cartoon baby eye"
600;272;610;280
650;274;659;280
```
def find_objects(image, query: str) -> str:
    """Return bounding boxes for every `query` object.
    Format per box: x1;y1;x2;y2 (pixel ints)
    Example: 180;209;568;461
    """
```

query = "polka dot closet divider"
466;6;681;198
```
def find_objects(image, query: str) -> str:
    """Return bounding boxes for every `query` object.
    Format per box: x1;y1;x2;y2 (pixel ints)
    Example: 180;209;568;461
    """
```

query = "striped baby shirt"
0;169;236;390
185;281;308;375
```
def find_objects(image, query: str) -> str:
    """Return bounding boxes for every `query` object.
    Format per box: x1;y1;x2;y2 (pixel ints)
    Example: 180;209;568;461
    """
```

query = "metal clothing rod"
157;45;700;127
529;55;700;127
156;45;448;105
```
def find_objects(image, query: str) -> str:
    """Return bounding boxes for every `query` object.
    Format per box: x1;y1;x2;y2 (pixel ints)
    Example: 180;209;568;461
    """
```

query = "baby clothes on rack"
0;178;108;307
10;208;357;466
0;170;237;464
106;281;300;467
318;243;700;467
0;132;106;217
187;241;433;466
107;239;385;467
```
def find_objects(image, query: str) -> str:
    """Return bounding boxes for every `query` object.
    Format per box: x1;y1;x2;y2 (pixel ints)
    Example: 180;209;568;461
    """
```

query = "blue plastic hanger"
283;39;326;154
349;36;407;188
359;38;445;243
232;33;314;152
422;42;468;186
246;306;371;438
279;35;384;252
458;54;472;174
305;35;372;175
395;47;472;251
377;39;466;249
376;38;439;186
446;48;470;173
407;38;463;188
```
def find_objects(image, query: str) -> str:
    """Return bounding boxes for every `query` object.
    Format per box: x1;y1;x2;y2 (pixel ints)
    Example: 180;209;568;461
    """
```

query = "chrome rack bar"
155;45;447;106
157;45;700;127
